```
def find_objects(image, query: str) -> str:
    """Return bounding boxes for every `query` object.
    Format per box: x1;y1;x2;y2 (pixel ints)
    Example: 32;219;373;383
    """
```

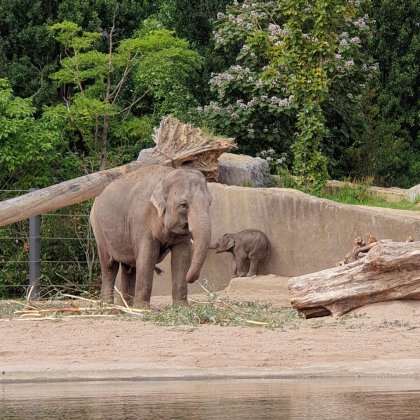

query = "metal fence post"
27;189;41;300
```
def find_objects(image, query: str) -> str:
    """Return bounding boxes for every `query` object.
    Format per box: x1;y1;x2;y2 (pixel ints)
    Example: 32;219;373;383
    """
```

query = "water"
1;378;420;419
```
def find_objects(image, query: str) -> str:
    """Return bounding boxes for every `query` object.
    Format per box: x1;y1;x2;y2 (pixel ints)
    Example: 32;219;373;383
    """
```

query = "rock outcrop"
407;184;420;203
217;153;270;187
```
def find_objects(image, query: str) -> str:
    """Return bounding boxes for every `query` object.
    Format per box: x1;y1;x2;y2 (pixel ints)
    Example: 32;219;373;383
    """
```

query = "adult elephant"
90;165;212;308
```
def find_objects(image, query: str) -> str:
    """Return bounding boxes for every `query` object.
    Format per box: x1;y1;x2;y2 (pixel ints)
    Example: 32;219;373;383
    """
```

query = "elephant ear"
225;236;235;251
150;180;167;217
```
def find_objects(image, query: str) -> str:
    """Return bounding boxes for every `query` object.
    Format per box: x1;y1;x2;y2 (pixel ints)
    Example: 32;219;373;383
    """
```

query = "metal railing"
0;190;99;299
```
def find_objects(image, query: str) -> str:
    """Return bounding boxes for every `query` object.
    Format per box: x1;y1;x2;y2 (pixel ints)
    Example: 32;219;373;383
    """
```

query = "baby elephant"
211;229;270;277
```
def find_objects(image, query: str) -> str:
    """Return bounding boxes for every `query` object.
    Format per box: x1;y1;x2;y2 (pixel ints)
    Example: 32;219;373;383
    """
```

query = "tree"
369;0;420;187
0;79;64;189
48;19;203;171
0;0;59;105
0;0;165;107
159;0;236;104
204;0;377;189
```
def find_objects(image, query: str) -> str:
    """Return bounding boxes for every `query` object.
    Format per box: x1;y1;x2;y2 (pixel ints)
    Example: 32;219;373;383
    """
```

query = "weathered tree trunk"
288;240;420;318
0;117;235;227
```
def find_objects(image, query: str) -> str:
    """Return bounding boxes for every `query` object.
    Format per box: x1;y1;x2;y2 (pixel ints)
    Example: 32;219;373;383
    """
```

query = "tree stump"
288;240;420;318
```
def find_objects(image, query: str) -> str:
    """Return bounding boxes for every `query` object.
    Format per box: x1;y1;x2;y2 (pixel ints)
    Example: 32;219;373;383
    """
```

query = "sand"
1;275;419;383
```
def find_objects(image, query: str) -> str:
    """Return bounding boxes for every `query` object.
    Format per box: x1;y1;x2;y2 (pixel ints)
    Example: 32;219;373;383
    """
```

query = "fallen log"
0;117;235;227
289;240;420;318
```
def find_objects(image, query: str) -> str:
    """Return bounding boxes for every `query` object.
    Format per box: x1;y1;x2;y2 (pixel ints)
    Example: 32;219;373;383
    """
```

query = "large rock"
137;147;154;161
407;184;420;203
217;153;269;187
151;184;420;295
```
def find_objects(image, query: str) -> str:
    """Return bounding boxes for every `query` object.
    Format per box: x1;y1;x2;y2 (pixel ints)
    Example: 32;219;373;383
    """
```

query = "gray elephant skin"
211;229;270;277
90;165;212;308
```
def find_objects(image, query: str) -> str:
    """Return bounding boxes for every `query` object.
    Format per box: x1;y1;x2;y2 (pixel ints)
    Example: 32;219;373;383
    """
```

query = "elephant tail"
263;235;271;267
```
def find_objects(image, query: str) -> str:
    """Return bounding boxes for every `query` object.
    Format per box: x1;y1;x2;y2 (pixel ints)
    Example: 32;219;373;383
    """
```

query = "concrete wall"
151;184;420;295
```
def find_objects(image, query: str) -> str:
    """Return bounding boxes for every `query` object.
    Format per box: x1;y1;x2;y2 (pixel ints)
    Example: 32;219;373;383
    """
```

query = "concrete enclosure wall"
151;184;420;296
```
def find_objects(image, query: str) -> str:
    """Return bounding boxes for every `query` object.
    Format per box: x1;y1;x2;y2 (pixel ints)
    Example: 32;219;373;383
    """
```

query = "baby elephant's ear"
150;180;166;217
225;236;235;251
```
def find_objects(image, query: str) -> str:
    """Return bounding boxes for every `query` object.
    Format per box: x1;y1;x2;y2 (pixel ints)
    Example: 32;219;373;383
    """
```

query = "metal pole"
27;189;41;300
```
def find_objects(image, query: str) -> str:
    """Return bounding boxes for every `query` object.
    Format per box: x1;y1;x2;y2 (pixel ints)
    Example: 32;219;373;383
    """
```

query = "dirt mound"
218;274;291;306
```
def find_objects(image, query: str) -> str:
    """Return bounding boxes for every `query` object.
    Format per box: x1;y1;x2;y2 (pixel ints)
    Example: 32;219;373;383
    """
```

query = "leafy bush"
201;0;378;190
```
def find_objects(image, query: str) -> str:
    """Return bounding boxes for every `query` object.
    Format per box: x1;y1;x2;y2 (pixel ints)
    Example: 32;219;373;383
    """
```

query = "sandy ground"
1;275;420;383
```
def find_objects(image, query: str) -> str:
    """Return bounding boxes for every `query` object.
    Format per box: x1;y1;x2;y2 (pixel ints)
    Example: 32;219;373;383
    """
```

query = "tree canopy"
0;0;418;189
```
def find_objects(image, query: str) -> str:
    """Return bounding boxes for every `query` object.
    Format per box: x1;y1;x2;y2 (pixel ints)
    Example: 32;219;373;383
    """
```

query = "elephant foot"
132;299;151;310
100;296;114;306
171;299;190;308
114;293;134;308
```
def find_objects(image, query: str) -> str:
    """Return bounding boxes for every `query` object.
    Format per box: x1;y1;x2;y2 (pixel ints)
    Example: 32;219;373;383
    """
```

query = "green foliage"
57;0;165;37
0;217;29;299
315;181;420;211
203;0;376;191
159;0;236;104
368;0;420;187
0;0;165;106
48;19;203;170
266;0;375;189
0;198;100;299
0;0;58;105
0;79;66;188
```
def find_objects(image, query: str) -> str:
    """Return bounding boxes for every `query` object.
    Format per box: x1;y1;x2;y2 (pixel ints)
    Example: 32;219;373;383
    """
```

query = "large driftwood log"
0;117;235;227
289;240;420;318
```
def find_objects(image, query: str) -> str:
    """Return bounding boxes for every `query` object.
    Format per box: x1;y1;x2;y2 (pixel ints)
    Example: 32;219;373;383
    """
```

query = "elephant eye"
179;201;188;211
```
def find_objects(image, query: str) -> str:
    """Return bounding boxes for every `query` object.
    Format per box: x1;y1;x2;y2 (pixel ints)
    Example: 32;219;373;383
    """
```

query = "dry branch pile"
0;116;235;227
337;233;414;265
6;294;151;321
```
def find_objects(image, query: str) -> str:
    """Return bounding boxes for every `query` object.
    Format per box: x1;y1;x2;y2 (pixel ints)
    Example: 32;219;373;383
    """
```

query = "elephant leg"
116;264;136;307
98;247;119;303
247;257;260;277
170;239;192;303
234;250;248;277
133;240;160;309
230;258;238;278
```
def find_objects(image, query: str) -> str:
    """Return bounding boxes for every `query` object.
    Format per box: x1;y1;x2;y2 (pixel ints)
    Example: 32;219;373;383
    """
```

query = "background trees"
48;19;202;171
0;79;64;189
0;0;418;188
203;0;378;188
369;0;420;187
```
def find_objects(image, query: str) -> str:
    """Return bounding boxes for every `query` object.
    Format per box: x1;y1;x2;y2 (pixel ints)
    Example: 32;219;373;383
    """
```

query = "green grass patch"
315;187;419;211
269;174;419;211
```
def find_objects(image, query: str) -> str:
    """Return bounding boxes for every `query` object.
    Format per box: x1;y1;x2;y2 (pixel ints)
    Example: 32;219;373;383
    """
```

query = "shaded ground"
1;275;420;383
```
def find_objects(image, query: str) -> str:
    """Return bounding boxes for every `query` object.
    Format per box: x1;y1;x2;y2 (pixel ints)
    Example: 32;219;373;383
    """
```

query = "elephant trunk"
186;206;211;284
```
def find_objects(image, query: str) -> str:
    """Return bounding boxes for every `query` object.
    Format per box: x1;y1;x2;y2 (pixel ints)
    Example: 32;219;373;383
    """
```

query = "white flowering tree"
202;0;377;188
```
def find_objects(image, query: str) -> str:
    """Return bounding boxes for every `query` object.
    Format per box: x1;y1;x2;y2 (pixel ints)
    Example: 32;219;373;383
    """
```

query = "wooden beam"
0;160;146;227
